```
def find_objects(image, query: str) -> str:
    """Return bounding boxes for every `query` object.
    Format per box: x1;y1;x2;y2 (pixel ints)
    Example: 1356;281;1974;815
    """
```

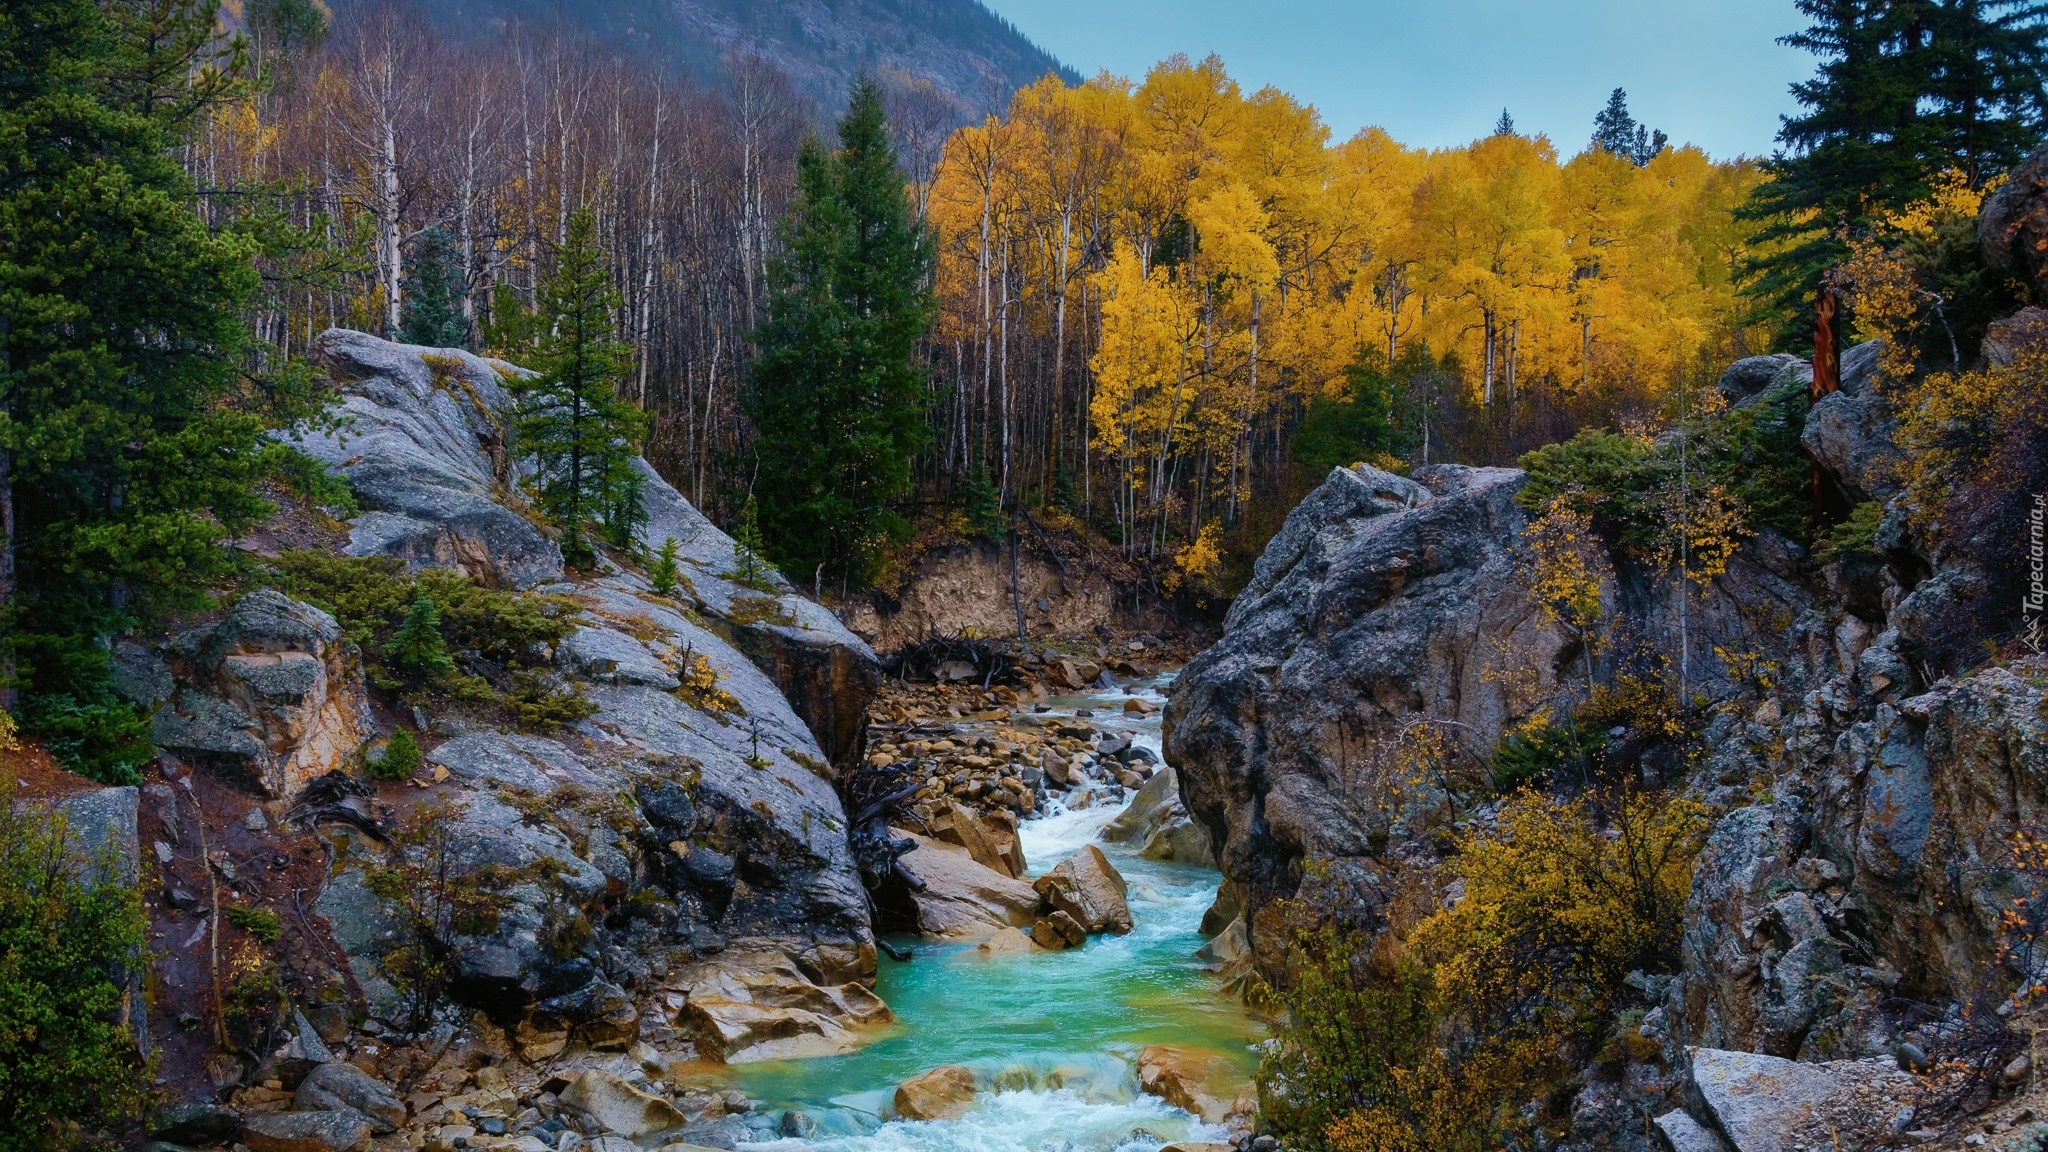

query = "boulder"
1800;342;1903;503
1135;1045;1252;1127
676;950;892;1063
975;926;1035;956
1032;844;1132;935
1980;141;2048;302
892;831;1040;939
239;1110;372;1152
56;786;139;886
1030;910;1087;950
150;591;371;800
293;1062;405;1134
893;1065;978;1122
561;1069;687;1137
1655;1111;1731;1152
1716;354;1808;407
1984;306;2048;366
1688;1048;1911;1152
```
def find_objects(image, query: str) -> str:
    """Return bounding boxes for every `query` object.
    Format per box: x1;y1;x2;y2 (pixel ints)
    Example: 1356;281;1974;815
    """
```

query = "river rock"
1136;1045;1252;1127
293;1062;405;1134
1030;909;1087;950
976;926;1036;956
239;1110;372;1152
893;1065;979;1121
1032;844;1132;935
930;801;1024;878
561;1069;686;1137
148;590;371;800
1655;1110;1731;1152
892;831;1041;939
677;950;892;1063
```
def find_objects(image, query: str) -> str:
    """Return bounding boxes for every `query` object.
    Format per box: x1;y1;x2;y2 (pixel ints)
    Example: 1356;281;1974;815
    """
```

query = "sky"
978;0;1815;160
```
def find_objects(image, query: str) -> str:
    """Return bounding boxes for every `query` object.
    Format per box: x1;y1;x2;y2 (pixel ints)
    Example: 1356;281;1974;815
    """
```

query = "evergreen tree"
369;727;421;780
1493;108;1517;136
399;225;469;348
648;537;682;598
1;0;281;771
384;596;454;683
513;208;647;570
731;494;771;588
1742;0;2048;343
746;74;933;585
1592;89;1668;165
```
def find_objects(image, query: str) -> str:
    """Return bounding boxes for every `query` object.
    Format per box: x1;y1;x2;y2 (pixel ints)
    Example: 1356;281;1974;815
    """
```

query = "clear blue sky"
980;0;1813;160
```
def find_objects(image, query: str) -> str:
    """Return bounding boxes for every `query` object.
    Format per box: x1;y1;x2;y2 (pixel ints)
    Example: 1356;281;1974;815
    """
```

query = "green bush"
370;728;422;780
648;536;683;598
1489;718;1610;794
1518;379;1812;554
1814;500;1883;563
20;694;153;787
0;782;150;1149
226;903;283;944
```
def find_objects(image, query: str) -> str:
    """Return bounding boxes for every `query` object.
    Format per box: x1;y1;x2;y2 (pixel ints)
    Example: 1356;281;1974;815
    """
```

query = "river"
713;672;1262;1151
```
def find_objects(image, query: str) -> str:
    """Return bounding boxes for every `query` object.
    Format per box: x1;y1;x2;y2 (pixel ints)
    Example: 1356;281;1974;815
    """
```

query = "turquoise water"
717;678;1263;1151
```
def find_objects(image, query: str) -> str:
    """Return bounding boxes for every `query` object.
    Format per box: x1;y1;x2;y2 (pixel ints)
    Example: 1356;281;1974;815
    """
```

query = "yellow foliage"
1519;495;1606;636
0;710;16;754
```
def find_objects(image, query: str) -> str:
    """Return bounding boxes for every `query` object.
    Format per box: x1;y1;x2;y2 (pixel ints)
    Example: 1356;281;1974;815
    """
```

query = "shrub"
226;903;282;944
0;781;150;1149
370;728;422;780
1280;791;1711;1152
507;672;598;732
1488;717;1609;794
1813;500;1883;564
365;803;538;1033
19;693;153;787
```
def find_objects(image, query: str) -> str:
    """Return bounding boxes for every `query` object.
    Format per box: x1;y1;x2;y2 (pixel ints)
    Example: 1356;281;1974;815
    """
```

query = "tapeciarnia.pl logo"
2027;492;2045;654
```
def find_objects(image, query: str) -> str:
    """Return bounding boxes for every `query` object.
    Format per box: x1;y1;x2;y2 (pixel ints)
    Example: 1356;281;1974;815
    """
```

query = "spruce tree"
648;537;682;598
1592;89;1667;165
513;208;647;570
745;75;933;585
1;0;279;771
1493;108;1517;136
399;225;469;348
385;596;455;684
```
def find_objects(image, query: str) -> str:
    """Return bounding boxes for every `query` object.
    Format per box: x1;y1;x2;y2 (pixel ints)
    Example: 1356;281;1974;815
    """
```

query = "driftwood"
883;629;1015;687
284;771;389;843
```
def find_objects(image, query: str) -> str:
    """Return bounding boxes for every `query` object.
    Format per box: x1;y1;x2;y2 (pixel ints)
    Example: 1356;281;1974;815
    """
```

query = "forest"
180;0;1779;592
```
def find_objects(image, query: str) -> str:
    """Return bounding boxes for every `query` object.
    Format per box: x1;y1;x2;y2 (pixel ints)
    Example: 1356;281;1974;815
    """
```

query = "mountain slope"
397;0;1075;118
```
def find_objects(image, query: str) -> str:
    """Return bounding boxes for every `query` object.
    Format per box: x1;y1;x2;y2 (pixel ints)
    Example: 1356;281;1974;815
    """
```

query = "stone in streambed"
976;926;1036;956
1029;910;1087;950
1136;1045;1253;1127
1032;844;1132;935
894;1065;978;1121
559;1069;686;1137
892;831;1040;939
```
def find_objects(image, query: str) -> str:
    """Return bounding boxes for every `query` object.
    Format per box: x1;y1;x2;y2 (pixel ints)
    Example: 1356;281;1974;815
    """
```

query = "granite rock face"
145;590;372;800
295;330;880;769
267;332;884;1048
1166;463;1574;977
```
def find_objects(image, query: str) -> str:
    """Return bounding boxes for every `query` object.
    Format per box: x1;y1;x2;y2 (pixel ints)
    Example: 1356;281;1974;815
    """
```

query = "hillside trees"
746;76;933;584
0;0;311;778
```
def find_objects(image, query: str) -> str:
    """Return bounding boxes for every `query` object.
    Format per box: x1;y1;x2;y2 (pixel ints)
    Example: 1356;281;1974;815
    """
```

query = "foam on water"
740;1087;1231;1152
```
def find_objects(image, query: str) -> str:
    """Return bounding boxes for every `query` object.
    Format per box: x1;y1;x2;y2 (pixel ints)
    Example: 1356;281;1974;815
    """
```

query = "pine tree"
1592;89;1668;165
1742;0;2048;343
732;494;771;588
384;596;455;683
745;74;933;585
513;208;647;570
399;225;468;348
1592;89;1638;156
648;537;682;598
1493;108;1517;136
370;727;421;780
1;0;280;767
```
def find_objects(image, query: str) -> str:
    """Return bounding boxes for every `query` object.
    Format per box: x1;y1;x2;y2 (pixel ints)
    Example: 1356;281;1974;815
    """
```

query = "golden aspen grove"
919;56;1771;586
